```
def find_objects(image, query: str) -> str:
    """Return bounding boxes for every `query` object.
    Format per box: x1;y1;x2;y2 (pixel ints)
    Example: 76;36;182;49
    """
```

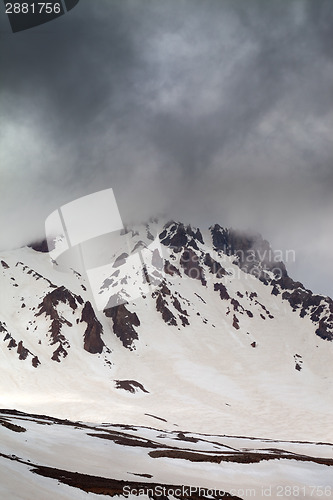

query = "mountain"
1;220;333;499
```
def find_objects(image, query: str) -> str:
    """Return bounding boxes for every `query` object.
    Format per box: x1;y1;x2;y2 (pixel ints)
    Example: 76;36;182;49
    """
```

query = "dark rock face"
115;380;149;393
160;222;204;252
32;356;41;368
155;293;177;326
214;283;230;300
152;281;190;328
36;287;81;318
80;302;104;354
160;223;188;250
1;321;40;367
164;260;181;277
232;315;240;330
104;302;140;350
51;344;68;362
204;253;226;278
8;338;17;348
210;224;333;341
210;224;286;280
27;239;51;253
35;286;83;361
17;341;29;360
316;317;333;341
180;248;206;286
1;260;9;269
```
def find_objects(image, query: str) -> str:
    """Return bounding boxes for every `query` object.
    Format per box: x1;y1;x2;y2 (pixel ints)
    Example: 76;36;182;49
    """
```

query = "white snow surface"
0;220;333;498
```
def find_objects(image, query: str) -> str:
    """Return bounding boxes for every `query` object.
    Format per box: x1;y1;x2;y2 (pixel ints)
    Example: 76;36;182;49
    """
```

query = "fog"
1;0;332;296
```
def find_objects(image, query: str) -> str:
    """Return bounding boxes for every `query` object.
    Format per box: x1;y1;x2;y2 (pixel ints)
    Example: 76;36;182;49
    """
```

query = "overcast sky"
0;0;332;296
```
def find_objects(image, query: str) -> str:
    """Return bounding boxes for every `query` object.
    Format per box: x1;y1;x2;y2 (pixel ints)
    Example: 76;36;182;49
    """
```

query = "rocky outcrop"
80;302;104;354
152;282;190;328
155;293;177;326
27;238;52;253
35;286;83;362
210;224;333;341
204;253;226;278
214;283;230;300
1;321;40;367
164;260;181;277
104;301;140;350
180;248;206;286
159;221;204;252
115;380;149;393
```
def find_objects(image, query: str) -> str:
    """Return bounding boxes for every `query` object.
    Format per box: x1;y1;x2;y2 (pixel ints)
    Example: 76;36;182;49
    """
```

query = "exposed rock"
155;294;177;326
210;225;333;341
232;315;240;330
204;253;226;278
32;356;40;368
172;297;188;316
1;260;9;269
35;287;81;319
35;286;82;361
214;283;230;300
80;302;104;354
231;298;244;313
0;321;8;333
164;260;181;277
179;314;190;326
160;222;188;250
180;248;206;285
0;419;26;432
104;302;140;350
160;222;204;252
8;338;17;349
115;380;149;393
27;238;53;253
17;341;29;360
51;344;68;362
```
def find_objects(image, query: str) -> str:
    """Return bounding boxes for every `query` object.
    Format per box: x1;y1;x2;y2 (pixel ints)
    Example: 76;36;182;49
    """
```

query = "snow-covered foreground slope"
0;220;333;445
1;410;333;500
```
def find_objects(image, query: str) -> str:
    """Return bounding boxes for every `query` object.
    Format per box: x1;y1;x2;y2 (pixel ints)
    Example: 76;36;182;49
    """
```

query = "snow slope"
0;410;332;500
0;220;333;444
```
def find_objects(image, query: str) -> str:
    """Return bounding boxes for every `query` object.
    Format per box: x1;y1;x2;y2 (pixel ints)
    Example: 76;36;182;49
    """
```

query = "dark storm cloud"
0;0;333;296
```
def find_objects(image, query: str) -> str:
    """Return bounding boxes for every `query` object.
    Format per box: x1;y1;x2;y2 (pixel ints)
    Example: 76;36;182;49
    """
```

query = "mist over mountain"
1;0;333;296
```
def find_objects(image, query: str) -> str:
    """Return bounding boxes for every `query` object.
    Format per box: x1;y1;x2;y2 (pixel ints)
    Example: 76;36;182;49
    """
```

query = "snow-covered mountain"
1;219;332;439
1;220;333;499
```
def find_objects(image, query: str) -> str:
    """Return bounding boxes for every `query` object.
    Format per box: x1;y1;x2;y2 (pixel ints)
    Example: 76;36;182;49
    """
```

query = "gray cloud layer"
1;0;332;296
